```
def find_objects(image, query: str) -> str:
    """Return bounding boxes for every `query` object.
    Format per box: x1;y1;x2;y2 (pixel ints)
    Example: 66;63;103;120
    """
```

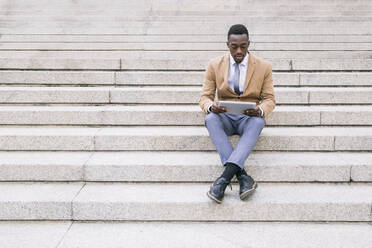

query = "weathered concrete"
72;182;372;221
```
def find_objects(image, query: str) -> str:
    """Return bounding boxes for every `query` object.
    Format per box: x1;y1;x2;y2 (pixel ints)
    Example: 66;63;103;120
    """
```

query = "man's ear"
247;41;251;49
226;41;230;48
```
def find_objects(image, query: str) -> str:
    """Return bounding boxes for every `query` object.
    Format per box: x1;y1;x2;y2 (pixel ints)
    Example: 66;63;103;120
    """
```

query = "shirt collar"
229;52;249;67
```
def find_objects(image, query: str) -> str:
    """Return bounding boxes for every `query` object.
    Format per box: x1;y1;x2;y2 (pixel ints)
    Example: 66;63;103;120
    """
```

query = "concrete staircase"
0;0;372;247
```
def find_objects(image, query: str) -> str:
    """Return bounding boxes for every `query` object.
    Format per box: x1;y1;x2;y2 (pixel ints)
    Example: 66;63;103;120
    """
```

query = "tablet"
218;101;256;114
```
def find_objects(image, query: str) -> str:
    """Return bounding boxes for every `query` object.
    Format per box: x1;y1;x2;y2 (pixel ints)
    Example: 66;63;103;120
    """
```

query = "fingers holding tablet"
211;102;227;113
244;106;261;116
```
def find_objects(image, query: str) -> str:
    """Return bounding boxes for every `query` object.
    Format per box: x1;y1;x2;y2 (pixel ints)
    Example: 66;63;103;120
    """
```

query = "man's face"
226;34;250;63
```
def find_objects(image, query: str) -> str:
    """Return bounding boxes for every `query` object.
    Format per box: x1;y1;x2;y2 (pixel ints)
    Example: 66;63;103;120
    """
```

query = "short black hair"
227;24;249;40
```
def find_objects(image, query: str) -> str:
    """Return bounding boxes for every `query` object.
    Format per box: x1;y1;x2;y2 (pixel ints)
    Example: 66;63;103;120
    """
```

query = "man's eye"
231;45;238;49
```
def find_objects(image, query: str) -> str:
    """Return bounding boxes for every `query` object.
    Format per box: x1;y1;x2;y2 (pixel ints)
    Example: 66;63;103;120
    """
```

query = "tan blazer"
199;52;276;118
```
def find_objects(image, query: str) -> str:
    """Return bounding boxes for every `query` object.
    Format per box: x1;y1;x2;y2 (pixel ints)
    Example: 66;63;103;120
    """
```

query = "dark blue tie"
233;63;241;95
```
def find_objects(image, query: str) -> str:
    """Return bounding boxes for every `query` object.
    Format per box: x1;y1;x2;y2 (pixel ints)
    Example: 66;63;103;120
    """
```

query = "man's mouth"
235;54;244;59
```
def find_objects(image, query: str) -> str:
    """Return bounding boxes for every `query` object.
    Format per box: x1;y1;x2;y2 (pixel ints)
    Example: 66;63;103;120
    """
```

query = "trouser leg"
225;116;266;169
205;113;235;165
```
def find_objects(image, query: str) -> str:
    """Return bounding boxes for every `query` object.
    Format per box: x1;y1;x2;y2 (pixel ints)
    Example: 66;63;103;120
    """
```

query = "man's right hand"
210;102;227;113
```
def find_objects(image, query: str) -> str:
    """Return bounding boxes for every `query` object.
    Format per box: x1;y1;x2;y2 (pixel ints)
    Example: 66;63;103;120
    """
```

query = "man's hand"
244;106;262;117
210;102;227;113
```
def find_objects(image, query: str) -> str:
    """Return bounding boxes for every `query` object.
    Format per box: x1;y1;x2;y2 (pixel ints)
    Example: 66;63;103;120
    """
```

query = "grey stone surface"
3;57;370;73
92;127;372;151
300;72;372;86
115;71;204;85
309;87;372;104
2;0;372;10
3;41;370;51
320;106;372;125
115;72;298;86
0;58;120;70
110;87;202;103
2;50;371;60
0;106;105;125
351;164;372;182
0;152;91;181
99;105;203;126
0;127;98;151
58;222;372;248
2;105;359;126
0;87;110;103
0;71;115;85
120;58;291;70
335;136;372;151
110;87;370;104
0;86;370;105
0;182;83;220
3;21;370;35
266;106;321;125
85;151;365;182
4;12;372;22
293;59;372;71
72;182;372;221
2;34;372;43
0;221;71;248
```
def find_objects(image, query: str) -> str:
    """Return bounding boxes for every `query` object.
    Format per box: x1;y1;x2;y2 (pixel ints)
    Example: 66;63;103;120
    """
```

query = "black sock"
221;163;241;181
236;168;248;178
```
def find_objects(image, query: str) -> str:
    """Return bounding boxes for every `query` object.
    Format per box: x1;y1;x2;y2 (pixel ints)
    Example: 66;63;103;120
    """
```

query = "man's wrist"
207;103;213;113
258;106;264;117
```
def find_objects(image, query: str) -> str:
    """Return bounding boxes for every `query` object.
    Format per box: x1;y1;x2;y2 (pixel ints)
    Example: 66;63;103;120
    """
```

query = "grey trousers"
205;113;266;169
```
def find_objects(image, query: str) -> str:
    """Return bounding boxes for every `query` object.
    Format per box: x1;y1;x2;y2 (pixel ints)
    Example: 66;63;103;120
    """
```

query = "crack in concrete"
82;152;95;182
349;165;353;182
70;182;86;221
55;221;73;248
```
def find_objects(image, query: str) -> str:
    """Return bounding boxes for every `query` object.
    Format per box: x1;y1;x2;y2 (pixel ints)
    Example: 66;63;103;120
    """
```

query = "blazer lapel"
243;52;256;95
221;53;236;95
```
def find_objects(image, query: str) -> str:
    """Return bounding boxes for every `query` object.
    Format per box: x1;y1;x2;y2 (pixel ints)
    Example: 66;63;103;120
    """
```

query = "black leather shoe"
237;174;257;200
207;177;232;204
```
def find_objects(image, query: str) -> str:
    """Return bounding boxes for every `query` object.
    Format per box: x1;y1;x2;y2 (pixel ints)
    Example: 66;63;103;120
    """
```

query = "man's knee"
249;116;266;129
205;112;221;126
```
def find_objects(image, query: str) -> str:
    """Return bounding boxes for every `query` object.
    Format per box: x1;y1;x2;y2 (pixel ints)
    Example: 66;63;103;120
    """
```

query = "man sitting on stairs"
199;24;276;203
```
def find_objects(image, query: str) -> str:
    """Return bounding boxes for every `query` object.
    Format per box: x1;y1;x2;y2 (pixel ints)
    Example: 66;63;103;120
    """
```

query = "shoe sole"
207;191;222;204
240;182;258;200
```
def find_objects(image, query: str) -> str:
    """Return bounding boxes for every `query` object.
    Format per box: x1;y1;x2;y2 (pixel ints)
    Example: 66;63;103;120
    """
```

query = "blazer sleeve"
199;61;216;113
258;63;276;117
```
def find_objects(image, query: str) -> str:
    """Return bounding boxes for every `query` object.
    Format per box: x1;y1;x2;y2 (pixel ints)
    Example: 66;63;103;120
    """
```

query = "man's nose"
237;47;242;54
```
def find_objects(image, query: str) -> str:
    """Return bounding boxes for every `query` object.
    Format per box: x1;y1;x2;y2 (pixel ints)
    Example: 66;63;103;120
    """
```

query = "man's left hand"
244;106;262;117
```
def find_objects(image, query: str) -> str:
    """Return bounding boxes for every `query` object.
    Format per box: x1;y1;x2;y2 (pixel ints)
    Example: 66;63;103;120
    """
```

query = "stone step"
1;21;371;35
2;50;371;59
1;86;371;104
4;0;372;8
0;182;83;220
2;182;370;221
1;71;371;86
3;7;372;14
0;127;371;151
72;182;372;221
1;151;370;182
1;221;372;248
2;34;372;43
108;87;372;104
0;57;371;71
3;15;372;23
0;105;371;126
2;42;372;51
4;1;372;10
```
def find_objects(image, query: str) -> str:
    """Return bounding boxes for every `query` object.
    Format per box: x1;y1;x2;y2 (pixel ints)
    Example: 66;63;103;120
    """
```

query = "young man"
199;24;276;203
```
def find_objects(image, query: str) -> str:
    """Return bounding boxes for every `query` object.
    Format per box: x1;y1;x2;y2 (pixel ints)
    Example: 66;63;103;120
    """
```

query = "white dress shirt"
228;53;249;94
